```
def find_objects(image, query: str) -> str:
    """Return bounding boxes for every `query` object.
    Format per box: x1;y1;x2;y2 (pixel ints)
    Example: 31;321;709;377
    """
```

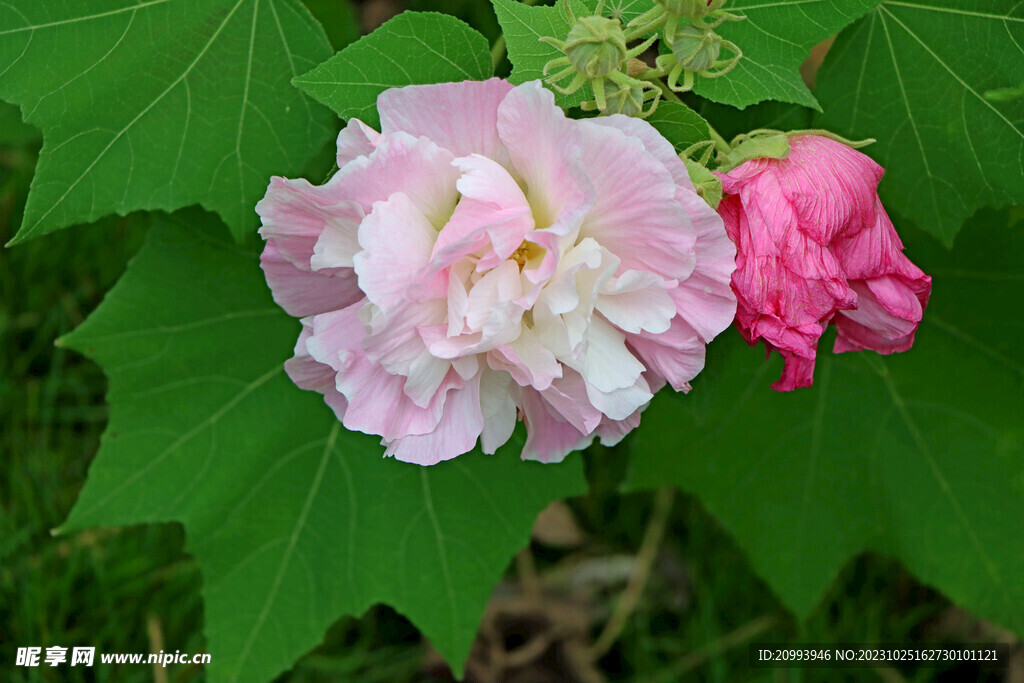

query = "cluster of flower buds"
630;0;744;93
541;0;661;117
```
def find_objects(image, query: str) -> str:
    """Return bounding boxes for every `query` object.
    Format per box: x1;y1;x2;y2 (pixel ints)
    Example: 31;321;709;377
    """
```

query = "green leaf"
60;211;587;681
693;0;879;110
626;212;1024;637
0;100;39;147
815;1;1024;246
584;0;652;25
0;0;335;244
646;100;711;153
491;0;592;109
293;12;493;129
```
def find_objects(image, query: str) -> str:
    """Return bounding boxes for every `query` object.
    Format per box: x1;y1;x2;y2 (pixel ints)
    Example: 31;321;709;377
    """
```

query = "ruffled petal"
539;369;604;435
362;299;451;408
833;276;924;354
668;188;737;343
479;369;518;454
385;372;484;465
430;154;535;273
285;322;348;421
597;269;676;335
516;386;593;464
378;78;516;166
577;120;697;283
596;410;642;447
305;305;461;440
256;176;363;270
335;118;381;167
325;131;460;228
353;192;440;311
578;317;647;394
496;81;593;238
586;114;693;189
260;240;362;318
627;317;706;392
584;374;653;422
489;326;562;391
773;347;817;392
782;136;884;244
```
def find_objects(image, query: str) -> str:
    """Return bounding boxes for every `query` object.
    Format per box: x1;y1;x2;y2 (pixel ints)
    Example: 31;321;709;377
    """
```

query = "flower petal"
586;114;693;189
668;188;737;343
490;326;563;391
378;78;516;166
627;317;707;391
782;136;884;245
480;369;518;454
385;372;485;465
285;322;349;421
773;348;817;392
306;305;460;440
431;154;534;272
496;81;592;236
597;269;676;335
257;176;362;270
516;386;592;464
579;316;647;394
833;276;924;354
260;240;362;317
362;299;451;408
353;192;440;311
335;118;381;167
325;131;459;228
577;120;697;283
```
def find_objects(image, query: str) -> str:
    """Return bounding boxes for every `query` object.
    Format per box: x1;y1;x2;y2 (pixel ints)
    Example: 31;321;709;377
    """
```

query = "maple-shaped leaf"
626;212;1024;637
815;0;1024;245
60;211;587;681
294;11;493;128
0;0;338;244
693;0;880;109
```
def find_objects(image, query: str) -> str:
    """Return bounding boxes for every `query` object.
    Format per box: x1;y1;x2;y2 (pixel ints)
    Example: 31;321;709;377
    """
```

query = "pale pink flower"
257;79;736;464
716;135;932;391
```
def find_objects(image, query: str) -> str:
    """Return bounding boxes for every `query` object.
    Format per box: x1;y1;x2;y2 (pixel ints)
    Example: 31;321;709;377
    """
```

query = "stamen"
511;241;543;269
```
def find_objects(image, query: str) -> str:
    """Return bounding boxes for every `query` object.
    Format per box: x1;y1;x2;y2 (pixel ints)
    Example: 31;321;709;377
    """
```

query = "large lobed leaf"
626;213;1024;636
60;212;587;682
293;11;493;128
0;0;337;244
694;0;880;109
815;0;1024;245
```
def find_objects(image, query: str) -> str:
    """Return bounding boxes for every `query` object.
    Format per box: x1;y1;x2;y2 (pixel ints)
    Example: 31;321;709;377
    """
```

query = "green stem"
490;35;507;69
588;486;675;661
707;123;731;155
649;79;684;104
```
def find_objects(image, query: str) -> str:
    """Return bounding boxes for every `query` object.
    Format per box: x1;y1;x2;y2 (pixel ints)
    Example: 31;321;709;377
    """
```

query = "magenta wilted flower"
256;79;737;465
716;135;932;391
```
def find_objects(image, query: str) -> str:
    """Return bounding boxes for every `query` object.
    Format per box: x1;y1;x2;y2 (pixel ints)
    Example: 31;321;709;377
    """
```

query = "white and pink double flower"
257;79;736;465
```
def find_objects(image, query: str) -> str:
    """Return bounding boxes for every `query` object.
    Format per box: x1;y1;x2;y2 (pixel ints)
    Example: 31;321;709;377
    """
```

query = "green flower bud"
671;25;722;73
602;80;646;117
718;133;790;173
655;0;712;21
682;158;723;208
564;16;629;79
